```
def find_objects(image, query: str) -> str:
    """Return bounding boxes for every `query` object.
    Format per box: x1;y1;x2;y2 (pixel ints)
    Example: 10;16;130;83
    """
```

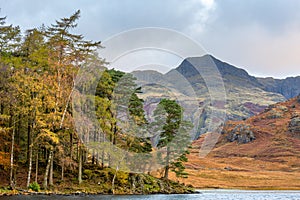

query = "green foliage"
171;153;189;178
0;16;21;55
115;170;129;185
107;68;125;83
83;169;93;179
157;99;182;148
28;182;40;192
153;99;192;179
0;10;194;193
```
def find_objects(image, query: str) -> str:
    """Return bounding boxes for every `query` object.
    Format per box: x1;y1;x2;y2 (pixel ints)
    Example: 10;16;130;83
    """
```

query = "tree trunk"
49;152;54;186
70;133;73;159
27;119;31;163
16;115;21;146
92;150;95;165
111;165;118;194
101;133;105;168
10;124;15;189
43;150;53;189
35;152;38;183
101;150;104;169
78;145;82;184
164;147;170;179
59;86;75;129
92;130;97;165
96;151;99;166
77;141;79;161
26;140;33;188
113;125;117;145
61;162;64;181
112;155;125;194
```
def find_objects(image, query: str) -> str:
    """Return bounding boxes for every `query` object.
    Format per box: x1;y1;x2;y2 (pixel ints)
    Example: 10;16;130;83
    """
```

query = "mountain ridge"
133;54;299;99
132;54;298;137
176;54;299;99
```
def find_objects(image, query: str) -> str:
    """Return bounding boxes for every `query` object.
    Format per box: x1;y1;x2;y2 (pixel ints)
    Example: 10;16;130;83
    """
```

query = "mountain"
173;54;300;100
169;55;287;118
174;55;263;88
132;54;299;138
177;95;300;189
131;55;300;189
258;76;300;99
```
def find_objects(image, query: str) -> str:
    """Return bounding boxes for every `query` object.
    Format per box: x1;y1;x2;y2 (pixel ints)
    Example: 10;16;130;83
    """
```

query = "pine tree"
0;16;21;56
155;99;192;179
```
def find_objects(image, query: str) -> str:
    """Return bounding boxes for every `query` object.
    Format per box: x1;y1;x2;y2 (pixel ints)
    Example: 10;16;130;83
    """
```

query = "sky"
1;0;300;78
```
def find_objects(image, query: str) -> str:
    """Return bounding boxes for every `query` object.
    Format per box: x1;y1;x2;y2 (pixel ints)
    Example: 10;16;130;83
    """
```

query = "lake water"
0;190;299;200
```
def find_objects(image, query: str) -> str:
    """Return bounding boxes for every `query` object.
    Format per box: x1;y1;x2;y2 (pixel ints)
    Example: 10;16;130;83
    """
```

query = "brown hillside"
173;95;300;189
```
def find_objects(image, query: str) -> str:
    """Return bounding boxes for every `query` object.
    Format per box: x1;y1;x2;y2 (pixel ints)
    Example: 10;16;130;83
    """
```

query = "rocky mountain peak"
175;54;263;88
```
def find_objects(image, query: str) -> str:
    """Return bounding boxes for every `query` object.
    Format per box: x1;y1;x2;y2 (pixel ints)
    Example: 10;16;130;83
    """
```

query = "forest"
0;10;193;194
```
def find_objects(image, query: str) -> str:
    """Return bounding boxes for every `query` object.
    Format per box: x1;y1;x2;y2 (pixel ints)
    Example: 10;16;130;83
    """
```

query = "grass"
172;96;300;190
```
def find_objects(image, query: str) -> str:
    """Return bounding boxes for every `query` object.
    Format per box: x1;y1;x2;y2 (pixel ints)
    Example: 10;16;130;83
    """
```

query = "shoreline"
1;187;299;197
0;189;198;197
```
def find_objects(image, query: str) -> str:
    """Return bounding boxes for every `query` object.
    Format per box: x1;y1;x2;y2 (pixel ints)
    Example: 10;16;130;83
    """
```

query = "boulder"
226;124;255;144
289;117;300;133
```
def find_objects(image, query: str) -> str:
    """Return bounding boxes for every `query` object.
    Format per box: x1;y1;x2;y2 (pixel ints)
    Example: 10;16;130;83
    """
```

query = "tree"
43;10;101;185
155;99;192;179
0;16;21;56
169;120;192;179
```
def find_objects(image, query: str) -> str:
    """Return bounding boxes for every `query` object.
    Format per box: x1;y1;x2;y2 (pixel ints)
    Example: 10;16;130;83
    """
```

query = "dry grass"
170;96;300;190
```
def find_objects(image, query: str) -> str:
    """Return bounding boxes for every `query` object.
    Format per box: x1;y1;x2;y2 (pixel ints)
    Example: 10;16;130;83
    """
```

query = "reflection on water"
0;190;299;200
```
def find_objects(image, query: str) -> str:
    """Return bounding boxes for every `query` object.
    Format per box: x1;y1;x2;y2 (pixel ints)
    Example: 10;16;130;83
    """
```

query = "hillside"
133;56;293;124
133;55;300;121
133;55;293;139
170;55;287;120
258;76;300;99
176;95;300;189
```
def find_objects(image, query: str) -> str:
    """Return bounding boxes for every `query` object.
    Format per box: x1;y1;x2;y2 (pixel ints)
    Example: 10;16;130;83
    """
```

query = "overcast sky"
1;0;300;78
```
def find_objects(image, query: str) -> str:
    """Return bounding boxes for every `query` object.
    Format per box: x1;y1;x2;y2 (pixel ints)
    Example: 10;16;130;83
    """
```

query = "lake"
0;190;299;200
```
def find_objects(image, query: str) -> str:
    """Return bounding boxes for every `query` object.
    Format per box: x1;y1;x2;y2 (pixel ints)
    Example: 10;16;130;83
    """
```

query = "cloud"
180;0;216;34
198;0;300;78
214;0;300;34
0;0;300;78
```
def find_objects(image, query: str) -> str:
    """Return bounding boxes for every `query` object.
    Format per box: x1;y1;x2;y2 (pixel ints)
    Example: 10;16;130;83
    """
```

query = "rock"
289;117;300;133
226;124;255;144
266;109;282;119
224;166;233;171
277;106;288;112
258;76;300;99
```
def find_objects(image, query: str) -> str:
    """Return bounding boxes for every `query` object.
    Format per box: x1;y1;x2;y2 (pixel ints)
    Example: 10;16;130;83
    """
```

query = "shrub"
28;182;40;192
83;169;93;179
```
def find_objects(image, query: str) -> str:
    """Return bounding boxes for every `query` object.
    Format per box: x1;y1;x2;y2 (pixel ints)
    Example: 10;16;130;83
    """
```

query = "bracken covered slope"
176;95;300;189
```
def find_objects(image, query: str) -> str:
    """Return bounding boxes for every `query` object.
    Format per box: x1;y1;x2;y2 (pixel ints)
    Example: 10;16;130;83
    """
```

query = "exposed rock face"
289;117;300;133
175;55;263;88
176;55;300;100
132;55;298;139
184;93;300;190
258;77;300;99
226;124;255;144
266;109;283;119
166;55;285;121
243;102;267;116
